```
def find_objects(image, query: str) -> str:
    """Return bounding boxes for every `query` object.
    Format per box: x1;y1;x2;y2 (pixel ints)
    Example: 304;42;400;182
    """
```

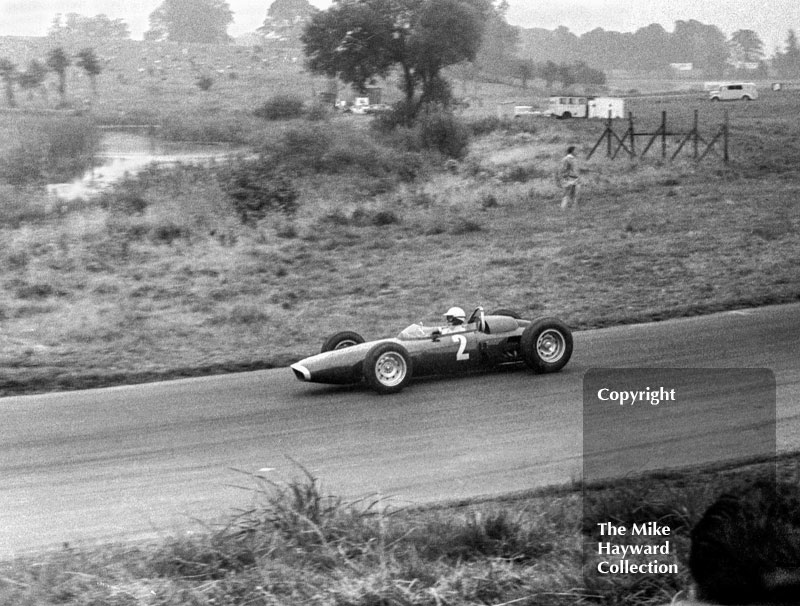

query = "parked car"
709;83;758;101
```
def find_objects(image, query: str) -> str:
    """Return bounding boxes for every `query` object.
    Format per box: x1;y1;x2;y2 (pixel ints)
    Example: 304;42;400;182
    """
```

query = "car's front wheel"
521;318;573;373
363;342;412;394
321;331;365;353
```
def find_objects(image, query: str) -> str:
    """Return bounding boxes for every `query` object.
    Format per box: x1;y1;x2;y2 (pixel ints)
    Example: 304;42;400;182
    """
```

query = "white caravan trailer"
548;96;625;119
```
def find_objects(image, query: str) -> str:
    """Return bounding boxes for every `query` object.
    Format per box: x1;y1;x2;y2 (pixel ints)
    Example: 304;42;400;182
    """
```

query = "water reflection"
46;131;241;200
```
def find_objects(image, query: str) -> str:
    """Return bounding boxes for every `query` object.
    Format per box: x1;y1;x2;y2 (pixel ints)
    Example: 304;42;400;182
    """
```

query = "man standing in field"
558;146;579;210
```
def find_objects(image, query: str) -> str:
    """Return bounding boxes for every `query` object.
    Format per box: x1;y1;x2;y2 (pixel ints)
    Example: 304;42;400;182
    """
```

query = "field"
1;77;799;394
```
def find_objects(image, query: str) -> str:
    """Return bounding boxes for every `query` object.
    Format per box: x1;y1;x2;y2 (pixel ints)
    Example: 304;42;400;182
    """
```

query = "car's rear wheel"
490;308;521;319
521;318;573;373
321;331;365;353
364;342;412;394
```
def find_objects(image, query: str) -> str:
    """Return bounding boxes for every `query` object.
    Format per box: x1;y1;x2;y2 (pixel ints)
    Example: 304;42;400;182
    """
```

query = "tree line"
516;21;800;78
0;47;101;109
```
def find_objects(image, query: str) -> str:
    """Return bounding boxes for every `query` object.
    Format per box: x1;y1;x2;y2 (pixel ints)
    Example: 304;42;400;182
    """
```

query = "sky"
1;0;798;53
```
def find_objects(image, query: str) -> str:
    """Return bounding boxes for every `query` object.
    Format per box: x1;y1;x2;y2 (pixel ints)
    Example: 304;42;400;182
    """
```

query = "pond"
46;131;244;200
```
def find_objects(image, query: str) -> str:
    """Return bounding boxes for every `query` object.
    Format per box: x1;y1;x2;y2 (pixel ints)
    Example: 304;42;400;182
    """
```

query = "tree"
0;59;17;108
474;0;519;80
263;0;316;26
46;47;70;105
512;58;535;88
76;48;102;95
302;0;491;113
49;13;130;39
729;29;764;63
774;30;800;77
540;60;559;89
18;59;48;100
672;20;729;76
146;0;233;43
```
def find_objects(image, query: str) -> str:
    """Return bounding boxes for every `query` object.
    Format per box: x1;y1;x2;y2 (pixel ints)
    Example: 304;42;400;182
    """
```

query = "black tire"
321;331;365;353
363;342;413;394
490;308;521;319
742;95;751;101
521;318;573;373
710;97;720;102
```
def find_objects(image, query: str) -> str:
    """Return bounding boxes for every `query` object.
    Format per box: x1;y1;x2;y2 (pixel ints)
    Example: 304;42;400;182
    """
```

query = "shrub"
150;221;188;244
196;75;214;91
254;94;305;121
372;209;400;226
15;282;56;299
450;218;482;235
467;116;538;136
270;123;333;171
306;103;331;121
0;117;100;185
219;160;299;224
99;191;149;215
371;99;417;132
416;109;470;159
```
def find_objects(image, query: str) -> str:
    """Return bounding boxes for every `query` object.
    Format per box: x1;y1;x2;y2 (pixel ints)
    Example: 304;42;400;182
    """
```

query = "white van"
709;83;758;101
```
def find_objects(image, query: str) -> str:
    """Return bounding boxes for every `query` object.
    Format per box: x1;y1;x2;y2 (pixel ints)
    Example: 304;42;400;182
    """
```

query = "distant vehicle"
548;96;625;119
344;97;371;114
709;83;758;101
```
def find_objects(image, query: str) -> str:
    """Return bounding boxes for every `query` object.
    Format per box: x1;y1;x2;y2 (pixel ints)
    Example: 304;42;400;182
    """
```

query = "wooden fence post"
661;111;667;160
723;110;729;163
628;112;635;158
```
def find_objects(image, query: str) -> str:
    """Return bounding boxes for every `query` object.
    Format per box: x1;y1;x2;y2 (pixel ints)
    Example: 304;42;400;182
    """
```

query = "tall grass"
0;116;100;185
4;457;791;606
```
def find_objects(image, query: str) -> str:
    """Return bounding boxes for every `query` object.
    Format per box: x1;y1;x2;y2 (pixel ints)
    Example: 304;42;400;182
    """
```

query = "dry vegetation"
1;89;800;394
0;455;796;606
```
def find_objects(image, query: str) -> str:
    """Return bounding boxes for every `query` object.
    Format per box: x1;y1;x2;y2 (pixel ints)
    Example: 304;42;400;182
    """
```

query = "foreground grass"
2;99;800;394
1;455;795;606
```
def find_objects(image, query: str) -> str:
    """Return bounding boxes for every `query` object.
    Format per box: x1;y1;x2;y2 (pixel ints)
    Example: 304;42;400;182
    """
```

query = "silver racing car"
290;307;573;394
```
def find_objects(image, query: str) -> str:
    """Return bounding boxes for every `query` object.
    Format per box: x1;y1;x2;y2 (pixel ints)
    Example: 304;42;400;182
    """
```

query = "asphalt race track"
1;303;799;557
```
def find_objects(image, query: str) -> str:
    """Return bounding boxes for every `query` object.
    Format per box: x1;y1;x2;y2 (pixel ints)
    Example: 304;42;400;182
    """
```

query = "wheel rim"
334;339;358;349
536;329;566;363
374;352;407;387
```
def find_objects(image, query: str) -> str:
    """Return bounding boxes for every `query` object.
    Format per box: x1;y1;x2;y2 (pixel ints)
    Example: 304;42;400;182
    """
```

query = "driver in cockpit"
440;306;467;334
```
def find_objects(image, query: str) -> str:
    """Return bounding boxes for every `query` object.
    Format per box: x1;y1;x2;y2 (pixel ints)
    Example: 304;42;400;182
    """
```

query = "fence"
586;110;729;163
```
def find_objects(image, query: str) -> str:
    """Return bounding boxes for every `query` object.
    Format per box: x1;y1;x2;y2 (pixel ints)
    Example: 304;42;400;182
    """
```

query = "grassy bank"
2;95;800;395
0;454;795;605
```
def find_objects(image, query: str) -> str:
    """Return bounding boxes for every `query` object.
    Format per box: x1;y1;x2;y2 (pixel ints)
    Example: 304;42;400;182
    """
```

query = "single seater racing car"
290;307;573;394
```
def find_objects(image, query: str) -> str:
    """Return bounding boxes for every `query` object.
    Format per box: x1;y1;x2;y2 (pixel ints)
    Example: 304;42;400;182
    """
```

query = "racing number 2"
452;334;470;361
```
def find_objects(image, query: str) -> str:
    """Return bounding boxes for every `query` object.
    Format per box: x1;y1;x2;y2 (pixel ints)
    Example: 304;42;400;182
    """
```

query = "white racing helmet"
444;306;466;325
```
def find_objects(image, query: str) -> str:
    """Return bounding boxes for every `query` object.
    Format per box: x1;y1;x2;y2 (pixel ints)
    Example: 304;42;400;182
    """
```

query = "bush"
371;99;417;132
416;108;471;159
467;116;538;136
219;160;299;224
270;123;333;171
0;117;100;185
99;191;149;215
196;75;214;91
306;103;331;121
254;94;305;121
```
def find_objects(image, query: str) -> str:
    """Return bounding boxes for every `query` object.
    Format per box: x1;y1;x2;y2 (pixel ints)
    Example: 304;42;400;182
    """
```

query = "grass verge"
1;454;796;605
